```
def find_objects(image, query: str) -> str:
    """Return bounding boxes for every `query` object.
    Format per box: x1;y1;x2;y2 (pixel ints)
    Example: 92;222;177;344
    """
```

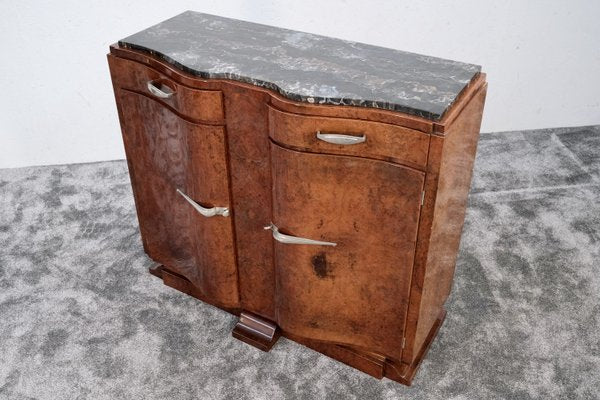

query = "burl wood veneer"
108;11;487;385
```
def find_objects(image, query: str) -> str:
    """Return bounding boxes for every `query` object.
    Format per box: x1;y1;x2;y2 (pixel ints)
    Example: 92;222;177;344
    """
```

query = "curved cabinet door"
117;90;238;308
270;143;424;360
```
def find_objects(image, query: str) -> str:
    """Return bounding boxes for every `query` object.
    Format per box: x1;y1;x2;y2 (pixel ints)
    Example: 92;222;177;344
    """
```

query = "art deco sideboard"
108;11;487;385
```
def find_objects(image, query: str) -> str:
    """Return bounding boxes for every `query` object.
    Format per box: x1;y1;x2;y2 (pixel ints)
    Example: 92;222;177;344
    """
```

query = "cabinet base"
232;311;281;351
386;309;446;385
149;265;445;386
285;309;445;386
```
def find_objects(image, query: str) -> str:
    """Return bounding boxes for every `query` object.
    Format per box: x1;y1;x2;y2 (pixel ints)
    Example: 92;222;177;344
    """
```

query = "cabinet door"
117;90;238;308
270;143;424;360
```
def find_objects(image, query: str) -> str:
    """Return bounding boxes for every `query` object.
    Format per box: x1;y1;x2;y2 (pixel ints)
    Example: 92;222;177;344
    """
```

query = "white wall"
1;0;599;168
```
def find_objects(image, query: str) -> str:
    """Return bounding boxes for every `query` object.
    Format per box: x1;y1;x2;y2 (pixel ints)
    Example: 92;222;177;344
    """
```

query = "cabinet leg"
232;311;280;352
385;309;447;385
148;264;164;278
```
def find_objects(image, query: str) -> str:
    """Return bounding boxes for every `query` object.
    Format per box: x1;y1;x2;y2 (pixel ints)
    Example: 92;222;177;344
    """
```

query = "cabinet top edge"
115;11;482;122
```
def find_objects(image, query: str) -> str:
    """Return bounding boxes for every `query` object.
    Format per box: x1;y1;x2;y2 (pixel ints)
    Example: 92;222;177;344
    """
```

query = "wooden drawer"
109;57;224;123
268;105;429;169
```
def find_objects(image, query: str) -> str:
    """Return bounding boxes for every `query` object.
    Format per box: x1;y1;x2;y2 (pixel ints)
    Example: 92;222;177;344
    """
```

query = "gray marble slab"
118;11;481;120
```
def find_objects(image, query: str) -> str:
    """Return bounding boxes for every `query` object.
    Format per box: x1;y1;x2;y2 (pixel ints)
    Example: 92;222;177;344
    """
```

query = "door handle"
147;80;175;99
316;131;366;145
177;189;229;217
264;223;337;246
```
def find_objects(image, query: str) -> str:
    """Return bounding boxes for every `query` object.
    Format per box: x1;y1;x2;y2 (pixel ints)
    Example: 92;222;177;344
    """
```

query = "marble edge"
116;11;482;121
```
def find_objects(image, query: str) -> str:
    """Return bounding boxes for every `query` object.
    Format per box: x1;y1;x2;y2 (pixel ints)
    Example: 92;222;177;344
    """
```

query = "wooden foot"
148;264;163;278
232;311;280;351
384;309;447;385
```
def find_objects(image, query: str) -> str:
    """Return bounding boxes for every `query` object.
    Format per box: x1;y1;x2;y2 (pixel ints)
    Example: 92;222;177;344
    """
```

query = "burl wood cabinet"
108;11;486;385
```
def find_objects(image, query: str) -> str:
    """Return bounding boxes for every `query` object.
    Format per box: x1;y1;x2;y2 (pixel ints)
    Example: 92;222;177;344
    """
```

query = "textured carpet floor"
1;126;599;399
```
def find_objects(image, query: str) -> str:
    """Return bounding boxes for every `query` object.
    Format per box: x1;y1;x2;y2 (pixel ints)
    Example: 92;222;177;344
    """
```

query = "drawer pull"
316;131;366;145
264;223;337;247
147;80;174;99
177;189;229;217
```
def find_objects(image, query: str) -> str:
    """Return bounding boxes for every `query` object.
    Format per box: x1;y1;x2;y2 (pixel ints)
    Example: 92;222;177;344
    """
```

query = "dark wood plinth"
232;311;281;351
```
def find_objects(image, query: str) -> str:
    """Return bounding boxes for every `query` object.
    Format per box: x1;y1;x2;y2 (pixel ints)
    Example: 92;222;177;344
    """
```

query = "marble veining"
118;11;481;120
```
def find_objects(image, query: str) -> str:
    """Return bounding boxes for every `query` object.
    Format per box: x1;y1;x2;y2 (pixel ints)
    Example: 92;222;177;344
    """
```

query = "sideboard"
108;11;487;385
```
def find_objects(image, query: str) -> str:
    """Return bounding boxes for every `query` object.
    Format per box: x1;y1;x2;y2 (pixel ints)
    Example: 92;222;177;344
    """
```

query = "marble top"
118;11;481;120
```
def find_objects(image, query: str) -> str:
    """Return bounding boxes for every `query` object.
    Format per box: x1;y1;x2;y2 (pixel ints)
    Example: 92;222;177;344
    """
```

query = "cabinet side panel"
222;84;276;320
107;54;149;254
412;85;487;356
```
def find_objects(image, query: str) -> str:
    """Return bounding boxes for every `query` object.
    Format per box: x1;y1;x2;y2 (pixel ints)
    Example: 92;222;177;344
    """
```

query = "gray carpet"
1;126;599;399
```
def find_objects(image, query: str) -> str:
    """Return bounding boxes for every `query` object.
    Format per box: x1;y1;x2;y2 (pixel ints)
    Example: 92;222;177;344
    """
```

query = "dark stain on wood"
311;252;329;278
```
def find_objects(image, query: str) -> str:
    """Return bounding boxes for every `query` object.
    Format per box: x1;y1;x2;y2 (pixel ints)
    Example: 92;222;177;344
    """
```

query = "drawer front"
268;105;429;169
110;56;224;123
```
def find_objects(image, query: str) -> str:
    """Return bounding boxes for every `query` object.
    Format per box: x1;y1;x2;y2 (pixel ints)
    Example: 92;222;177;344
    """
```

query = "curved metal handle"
147;80;174;99
264;223;336;247
177;189;229;217
316;131;366;145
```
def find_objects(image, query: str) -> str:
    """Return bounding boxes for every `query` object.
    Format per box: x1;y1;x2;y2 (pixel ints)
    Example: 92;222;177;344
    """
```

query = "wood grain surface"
114;89;239;308
108;47;487;385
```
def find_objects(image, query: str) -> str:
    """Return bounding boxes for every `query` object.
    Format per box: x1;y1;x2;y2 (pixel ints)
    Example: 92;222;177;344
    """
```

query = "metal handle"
147;80;174;99
316;131;366;145
177;189;229;217
264;223;337;247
